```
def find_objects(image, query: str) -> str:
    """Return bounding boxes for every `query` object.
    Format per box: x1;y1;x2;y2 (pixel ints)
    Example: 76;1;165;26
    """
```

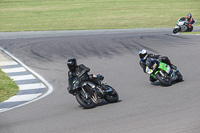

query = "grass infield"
0;0;199;32
182;32;200;34
0;68;19;103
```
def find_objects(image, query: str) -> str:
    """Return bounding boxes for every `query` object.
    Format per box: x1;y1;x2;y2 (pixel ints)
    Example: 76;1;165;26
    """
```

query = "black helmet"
67;58;77;71
187;13;192;20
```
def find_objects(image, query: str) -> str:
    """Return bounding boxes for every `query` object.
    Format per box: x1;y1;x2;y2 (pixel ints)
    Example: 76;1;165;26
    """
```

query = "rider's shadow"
98;99;122;107
151;81;162;86
151;80;184;87
80;100;122;109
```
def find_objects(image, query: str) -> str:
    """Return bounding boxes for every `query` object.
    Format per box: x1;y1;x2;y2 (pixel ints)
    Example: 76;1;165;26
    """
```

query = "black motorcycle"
71;74;119;109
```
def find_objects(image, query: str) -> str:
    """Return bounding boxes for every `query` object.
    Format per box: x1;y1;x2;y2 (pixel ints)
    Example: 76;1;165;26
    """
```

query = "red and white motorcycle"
173;17;197;34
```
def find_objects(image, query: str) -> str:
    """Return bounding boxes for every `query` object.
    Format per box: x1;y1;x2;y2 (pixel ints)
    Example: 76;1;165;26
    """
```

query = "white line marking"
4;94;42;102
0;108;8;112
10;74;36;81
18;83;46;90
0;61;18;66
2;67;27;73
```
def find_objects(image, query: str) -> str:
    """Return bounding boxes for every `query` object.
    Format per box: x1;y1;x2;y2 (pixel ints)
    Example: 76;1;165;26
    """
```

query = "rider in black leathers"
67;58;101;94
139;49;176;82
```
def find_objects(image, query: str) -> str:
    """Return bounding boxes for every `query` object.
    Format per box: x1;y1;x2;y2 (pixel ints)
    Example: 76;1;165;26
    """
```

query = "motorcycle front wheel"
76;91;95;109
104;85;119;103
175;71;183;82
173;28;179;34
155;72;172;86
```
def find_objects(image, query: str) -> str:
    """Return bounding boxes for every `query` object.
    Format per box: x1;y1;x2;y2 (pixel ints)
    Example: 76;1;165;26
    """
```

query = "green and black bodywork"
146;58;183;86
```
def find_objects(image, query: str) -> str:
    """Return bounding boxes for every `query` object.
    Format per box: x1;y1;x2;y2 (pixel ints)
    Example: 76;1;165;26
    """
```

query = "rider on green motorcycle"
139;49;176;82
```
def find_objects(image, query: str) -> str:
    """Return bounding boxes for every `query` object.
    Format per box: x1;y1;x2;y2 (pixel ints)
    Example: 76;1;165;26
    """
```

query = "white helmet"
139;49;148;60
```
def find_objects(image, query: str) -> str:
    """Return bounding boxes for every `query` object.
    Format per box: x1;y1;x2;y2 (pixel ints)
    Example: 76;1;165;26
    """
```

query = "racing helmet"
67;58;77;71
139;49;148;61
187;13;192;20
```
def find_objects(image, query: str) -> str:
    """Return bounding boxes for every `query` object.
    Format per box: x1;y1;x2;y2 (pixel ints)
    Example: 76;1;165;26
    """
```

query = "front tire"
76;91;95;109
155;72;172;86
104;85;119;103
173;28;179;34
175;71;183;82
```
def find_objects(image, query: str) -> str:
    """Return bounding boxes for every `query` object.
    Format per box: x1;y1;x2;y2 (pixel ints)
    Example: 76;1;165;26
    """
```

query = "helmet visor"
139;53;148;60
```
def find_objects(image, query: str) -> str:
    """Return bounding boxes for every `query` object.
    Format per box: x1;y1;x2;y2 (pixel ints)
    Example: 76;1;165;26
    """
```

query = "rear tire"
76;91;95;109
155;72;172;86
188;26;193;32
104;85;119;103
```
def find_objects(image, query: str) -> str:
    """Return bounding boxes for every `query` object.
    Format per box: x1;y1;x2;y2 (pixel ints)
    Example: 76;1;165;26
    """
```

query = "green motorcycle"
146;58;183;86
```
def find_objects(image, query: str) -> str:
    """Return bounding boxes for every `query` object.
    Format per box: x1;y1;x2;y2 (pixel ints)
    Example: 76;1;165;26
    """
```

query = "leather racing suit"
67;64;100;94
139;54;172;82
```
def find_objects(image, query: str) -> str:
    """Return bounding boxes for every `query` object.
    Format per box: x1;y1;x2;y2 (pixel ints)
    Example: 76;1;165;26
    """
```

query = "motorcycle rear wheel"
155;72;172;86
104;85;119;103
186;26;193;32
76;91;95;109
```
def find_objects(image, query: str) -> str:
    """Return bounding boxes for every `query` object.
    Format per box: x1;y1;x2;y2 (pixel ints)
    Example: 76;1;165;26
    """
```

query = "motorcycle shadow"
151;80;184;87
79;100;122;110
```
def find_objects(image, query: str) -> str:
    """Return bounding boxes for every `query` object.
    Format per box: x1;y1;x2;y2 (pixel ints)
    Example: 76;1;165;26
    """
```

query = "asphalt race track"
0;28;200;133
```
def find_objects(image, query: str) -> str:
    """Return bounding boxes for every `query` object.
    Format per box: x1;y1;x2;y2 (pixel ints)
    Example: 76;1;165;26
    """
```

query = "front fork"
174;25;180;31
170;70;178;81
81;88;89;99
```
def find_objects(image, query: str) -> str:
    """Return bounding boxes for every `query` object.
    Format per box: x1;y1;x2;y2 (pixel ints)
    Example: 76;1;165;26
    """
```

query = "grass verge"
0;68;19;103
0;0;199;32
182;32;200;34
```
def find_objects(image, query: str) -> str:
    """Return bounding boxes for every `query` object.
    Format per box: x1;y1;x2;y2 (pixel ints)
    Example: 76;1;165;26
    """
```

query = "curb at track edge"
0;47;54;113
